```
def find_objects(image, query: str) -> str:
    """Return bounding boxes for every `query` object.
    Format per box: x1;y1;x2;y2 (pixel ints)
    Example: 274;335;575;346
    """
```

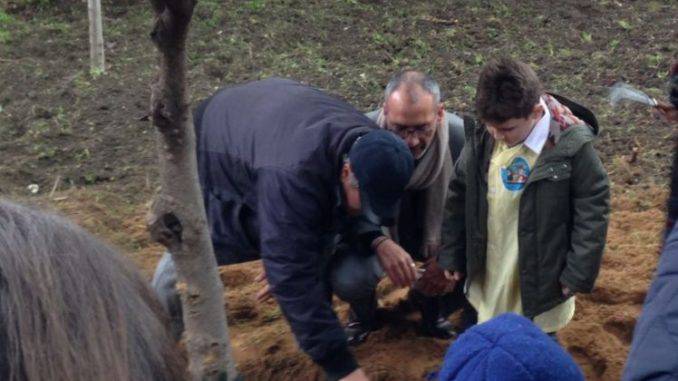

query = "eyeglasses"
387;123;435;138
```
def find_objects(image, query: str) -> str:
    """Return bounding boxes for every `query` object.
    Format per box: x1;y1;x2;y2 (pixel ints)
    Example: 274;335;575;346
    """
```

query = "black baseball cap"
348;129;414;226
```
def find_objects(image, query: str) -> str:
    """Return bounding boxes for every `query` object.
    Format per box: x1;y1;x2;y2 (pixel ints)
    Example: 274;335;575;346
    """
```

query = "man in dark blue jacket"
151;78;414;381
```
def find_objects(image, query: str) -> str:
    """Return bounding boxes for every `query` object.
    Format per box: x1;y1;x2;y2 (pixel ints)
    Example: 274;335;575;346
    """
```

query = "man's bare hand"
412;258;453;296
374;238;417;288
657;101;678;124
340;368;369;381
255;270;273;303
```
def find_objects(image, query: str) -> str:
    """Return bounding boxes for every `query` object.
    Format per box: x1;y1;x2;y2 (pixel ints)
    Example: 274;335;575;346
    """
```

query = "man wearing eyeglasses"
330;70;473;345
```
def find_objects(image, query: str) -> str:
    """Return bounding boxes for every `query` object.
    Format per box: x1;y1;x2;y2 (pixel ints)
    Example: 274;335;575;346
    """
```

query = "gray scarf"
374;109;454;256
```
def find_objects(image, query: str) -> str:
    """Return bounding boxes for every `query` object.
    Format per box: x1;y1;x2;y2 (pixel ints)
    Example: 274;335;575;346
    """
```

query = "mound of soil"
557;187;665;380
21;153;666;381
210;188;665;381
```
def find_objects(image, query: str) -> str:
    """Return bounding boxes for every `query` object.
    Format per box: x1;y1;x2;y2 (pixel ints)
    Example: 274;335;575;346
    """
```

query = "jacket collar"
523;97;551;155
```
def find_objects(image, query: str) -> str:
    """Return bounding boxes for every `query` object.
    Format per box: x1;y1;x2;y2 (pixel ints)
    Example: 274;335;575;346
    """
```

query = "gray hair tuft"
384;70;441;105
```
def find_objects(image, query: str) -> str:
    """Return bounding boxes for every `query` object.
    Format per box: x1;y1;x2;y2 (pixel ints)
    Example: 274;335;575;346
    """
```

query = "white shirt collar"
523;97;550;155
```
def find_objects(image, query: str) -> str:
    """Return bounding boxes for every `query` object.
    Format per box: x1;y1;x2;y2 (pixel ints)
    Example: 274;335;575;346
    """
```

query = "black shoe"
421;317;457;339
345;319;373;346
409;290;458;339
344;296;378;346
457;301;478;334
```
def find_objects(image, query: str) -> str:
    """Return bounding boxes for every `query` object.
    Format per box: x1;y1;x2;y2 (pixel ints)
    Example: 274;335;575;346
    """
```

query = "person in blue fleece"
438;313;585;381
659;62;678;237
622;62;678;381
622;222;678;380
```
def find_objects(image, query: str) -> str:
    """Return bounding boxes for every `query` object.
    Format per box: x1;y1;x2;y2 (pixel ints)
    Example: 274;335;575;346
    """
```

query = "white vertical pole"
88;0;105;74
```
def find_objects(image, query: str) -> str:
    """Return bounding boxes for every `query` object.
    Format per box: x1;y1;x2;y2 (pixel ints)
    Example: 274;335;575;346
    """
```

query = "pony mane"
0;199;187;381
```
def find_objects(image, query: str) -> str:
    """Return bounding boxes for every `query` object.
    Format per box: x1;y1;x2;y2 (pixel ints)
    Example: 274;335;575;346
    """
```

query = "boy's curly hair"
475;57;543;123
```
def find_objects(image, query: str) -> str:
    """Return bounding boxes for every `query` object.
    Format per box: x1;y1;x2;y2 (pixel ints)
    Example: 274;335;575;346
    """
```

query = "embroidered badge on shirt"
501;156;530;191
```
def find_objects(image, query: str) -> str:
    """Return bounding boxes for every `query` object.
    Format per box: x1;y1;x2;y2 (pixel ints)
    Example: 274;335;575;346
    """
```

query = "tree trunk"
146;0;239;380
87;0;105;74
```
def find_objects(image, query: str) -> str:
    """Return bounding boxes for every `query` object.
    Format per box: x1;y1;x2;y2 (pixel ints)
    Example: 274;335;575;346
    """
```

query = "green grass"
0;9;15;43
2;0;678;197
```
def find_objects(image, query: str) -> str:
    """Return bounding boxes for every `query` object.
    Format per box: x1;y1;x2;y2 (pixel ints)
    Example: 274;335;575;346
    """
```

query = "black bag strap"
448;116;466;163
461;113;477;139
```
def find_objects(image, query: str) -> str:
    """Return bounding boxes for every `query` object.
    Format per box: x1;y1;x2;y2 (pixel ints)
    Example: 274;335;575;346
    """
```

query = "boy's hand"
375;238;417;288
562;286;574;298
442;270;464;293
412;258;451;296
445;270;464;282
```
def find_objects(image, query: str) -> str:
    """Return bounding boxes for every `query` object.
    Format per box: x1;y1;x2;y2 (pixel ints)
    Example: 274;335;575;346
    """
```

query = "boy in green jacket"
439;57;610;334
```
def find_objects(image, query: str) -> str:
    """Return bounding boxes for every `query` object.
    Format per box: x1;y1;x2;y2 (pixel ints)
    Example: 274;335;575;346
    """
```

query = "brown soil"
30;184;663;381
2;0;677;380
558;187;665;380
231;187;666;381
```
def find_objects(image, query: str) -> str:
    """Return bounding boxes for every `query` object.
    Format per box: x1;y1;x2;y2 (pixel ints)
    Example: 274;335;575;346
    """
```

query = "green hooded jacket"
439;94;610;318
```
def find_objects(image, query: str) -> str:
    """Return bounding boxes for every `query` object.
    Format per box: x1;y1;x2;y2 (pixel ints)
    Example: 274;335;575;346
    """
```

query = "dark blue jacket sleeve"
257;169;358;380
622;223;678;381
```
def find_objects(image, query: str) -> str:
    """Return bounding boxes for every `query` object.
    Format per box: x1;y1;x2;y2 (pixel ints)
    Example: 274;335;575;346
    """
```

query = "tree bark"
146;0;239;379
87;0;105;73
